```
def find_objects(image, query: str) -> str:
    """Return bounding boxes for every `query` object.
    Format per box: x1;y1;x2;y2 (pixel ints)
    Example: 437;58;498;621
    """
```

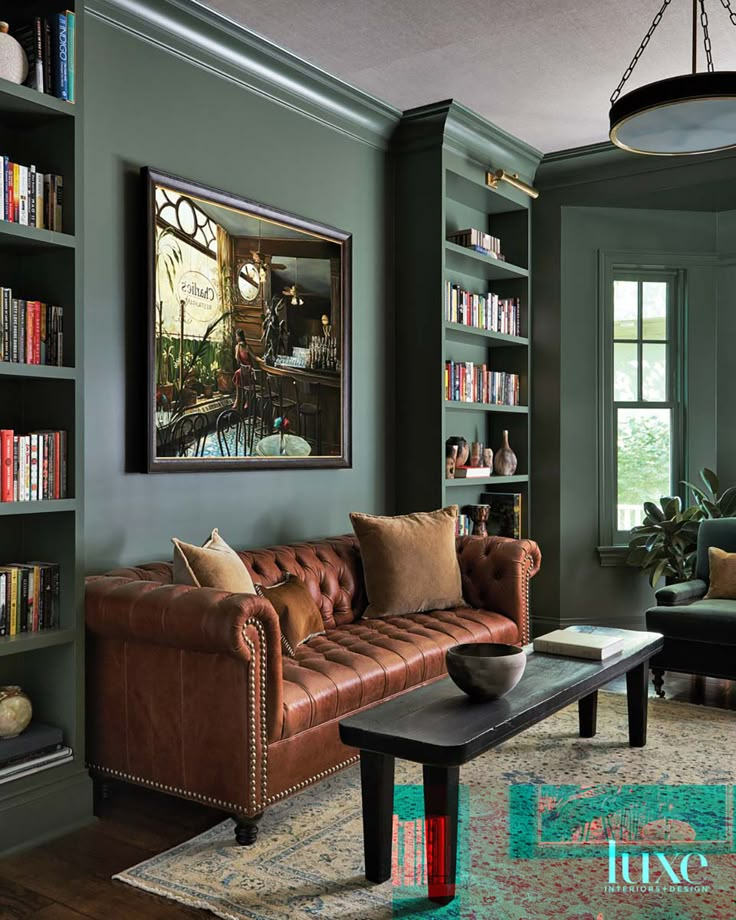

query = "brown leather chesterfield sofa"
85;533;541;844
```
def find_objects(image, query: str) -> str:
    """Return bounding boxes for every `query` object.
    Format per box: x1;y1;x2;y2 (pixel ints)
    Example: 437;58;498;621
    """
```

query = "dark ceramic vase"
446;436;469;468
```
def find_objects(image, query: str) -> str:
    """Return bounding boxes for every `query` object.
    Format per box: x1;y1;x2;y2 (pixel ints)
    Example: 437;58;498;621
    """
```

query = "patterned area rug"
115;694;736;920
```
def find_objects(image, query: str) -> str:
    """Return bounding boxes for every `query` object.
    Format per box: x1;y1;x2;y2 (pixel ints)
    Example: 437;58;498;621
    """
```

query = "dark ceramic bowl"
446;642;527;701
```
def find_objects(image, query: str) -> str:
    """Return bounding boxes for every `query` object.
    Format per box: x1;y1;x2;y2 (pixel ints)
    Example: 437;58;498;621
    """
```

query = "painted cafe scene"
146;169;351;471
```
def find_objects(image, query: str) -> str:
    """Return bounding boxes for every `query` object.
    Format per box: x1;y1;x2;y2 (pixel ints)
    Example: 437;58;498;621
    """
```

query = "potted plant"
627;497;703;586
627;468;736;586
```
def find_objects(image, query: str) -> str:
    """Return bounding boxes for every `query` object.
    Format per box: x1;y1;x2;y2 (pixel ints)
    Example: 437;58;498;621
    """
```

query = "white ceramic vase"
0;22;29;86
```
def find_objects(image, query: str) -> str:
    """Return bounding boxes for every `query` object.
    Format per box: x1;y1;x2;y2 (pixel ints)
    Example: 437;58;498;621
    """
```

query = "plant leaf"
644;502;665;523
701;467;719;496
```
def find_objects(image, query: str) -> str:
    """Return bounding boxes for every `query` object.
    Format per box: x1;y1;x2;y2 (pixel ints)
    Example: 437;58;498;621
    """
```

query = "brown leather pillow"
705;546;736;599
256;576;325;657
172;529;256;595
350;506;464;618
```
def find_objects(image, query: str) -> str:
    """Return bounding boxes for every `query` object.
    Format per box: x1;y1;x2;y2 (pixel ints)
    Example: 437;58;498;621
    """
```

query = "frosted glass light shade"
610;72;736;155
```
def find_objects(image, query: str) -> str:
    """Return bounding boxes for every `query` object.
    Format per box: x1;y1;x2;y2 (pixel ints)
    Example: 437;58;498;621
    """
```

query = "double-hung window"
602;269;682;545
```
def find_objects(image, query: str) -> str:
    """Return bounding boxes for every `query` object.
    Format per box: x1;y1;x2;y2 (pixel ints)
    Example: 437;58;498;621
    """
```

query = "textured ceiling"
198;0;736;152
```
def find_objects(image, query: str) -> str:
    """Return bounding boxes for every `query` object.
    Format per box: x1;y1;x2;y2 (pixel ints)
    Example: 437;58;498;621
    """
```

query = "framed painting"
144;167;352;471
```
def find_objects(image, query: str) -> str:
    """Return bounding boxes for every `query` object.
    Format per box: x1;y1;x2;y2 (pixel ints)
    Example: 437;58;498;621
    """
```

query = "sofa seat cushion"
278;607;517;740
647;600;736;644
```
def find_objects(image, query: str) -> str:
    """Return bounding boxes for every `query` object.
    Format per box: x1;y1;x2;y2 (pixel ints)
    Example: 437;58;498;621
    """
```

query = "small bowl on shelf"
446;642;527;701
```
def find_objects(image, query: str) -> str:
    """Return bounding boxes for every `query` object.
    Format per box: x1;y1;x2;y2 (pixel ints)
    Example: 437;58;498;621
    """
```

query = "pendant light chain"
717;0;736;27
700;0;715;71
610;0;674;103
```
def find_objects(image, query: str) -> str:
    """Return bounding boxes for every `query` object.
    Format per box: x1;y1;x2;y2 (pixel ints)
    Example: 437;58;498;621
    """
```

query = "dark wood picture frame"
144;167;352;472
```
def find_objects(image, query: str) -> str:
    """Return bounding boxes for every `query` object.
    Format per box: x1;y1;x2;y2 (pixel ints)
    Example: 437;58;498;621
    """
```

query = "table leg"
423;764;460;906
626;661;649;748
360;751;395;883
578;690;598;738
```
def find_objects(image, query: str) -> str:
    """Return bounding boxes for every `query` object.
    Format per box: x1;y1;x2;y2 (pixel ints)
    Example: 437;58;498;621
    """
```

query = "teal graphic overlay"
391;783;470;919
509;784;733;860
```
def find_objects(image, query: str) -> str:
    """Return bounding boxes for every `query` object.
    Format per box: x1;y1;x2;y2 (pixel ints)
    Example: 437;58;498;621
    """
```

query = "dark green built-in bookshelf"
393;101;542;534
0;0;91;854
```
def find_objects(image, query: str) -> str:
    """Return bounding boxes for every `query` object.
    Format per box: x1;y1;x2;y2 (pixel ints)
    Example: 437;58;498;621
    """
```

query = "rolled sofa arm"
86;576;281;659
654;579;708;607
456;536;542;644
85;577;283;814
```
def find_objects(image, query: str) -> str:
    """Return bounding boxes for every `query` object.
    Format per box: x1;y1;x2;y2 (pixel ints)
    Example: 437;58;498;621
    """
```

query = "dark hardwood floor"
1;672;734;920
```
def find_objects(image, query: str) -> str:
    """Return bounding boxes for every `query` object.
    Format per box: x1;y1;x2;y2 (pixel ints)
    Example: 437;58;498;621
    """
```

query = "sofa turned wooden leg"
652;668;665;699
235;814;263;846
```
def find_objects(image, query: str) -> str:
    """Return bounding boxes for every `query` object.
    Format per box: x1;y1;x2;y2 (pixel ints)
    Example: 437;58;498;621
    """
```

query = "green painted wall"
82;15;393;570
532;151;736;631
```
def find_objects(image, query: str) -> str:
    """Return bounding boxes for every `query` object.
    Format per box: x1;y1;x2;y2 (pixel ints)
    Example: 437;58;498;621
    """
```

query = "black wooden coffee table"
339;627;663;905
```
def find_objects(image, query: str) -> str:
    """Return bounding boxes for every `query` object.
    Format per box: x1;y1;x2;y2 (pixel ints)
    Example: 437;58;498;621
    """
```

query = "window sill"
597;545;631;567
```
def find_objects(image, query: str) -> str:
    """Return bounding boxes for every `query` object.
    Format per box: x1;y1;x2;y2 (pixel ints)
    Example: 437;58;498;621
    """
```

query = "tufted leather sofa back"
103;534;367;627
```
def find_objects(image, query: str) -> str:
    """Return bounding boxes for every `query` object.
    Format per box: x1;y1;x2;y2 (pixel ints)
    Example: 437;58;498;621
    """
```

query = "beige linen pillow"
172;528;256;594
704;546;736;600
350;506;463;618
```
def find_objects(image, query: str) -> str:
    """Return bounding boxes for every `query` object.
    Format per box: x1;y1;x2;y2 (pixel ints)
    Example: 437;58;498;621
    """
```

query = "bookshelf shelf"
0;1;89;853
445;474;529;488
444;322;528;347
445;241;528;281
445;401;528;414
0;499;77;516
394;101;540;538
0;78;76;123
0;628;76;658
0;364;76;381
0;221;75;252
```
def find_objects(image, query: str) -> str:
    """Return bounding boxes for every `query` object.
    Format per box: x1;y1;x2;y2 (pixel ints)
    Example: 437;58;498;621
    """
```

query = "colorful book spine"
0;430;68;502
444;361;521;406
0;563;61;636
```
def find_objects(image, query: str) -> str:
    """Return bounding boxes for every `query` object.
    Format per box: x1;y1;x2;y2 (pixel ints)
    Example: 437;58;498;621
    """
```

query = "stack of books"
455;512;474;537
453;466;492;479
0;723;72;785
447;228;504;260
1;159;64;231
0;562;60;635
1;288;64;365
0;429;68;502
445;282;520;335
444;361;520;406
12;12;77;103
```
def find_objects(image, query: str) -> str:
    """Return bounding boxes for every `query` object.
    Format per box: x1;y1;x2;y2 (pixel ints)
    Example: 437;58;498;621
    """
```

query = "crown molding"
538;139;736;191
393;100;542;184
84;0;401;150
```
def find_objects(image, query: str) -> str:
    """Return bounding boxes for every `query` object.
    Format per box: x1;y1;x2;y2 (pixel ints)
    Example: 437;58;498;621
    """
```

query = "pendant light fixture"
609;0;736;155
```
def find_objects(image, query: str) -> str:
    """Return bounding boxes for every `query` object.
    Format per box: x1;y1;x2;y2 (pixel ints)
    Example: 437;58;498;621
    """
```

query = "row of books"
0;430;68;502
455;513;474;537
445;282;521;336
13;12;77;103
0;562;61;635
1;290;64;366
0;723;72;786
447;228;504;260
1;158;64;231
444;361;521;406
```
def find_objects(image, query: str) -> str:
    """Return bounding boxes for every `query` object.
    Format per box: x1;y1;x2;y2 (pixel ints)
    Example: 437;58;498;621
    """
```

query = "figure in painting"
261;296;289;365
231;328;251;410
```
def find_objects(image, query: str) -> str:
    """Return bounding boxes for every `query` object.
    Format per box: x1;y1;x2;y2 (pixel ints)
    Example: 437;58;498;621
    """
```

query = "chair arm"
456;537;542;644
653;579;708;607
85;576;284;742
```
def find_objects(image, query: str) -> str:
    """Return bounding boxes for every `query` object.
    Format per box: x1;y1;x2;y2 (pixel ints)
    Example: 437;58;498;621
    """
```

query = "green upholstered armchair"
646;518;736;697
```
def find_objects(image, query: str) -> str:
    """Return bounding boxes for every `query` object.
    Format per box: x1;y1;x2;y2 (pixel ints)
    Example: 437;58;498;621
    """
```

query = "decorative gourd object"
0;23;28;86
493;429;518;476
0;686;32;738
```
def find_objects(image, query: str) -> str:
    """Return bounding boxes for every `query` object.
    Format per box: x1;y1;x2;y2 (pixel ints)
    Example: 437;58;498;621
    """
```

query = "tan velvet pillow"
350;506;464;618
705;547;736;599
172;528;256;595
255;576;325;657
